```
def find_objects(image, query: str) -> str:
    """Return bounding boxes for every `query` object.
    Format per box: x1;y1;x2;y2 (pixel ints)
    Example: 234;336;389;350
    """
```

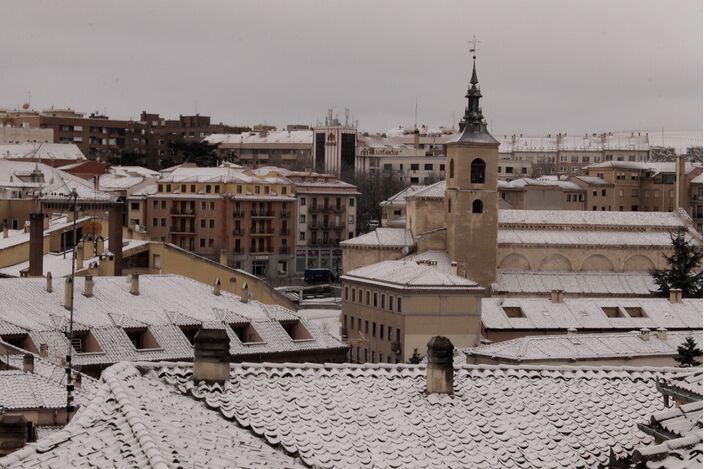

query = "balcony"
170;208;195;217
279;211;289;218
251;210;274;218
233;211;245;218
280;228;290;236
232;229;244;236
250;227;275;236
169;225;195;235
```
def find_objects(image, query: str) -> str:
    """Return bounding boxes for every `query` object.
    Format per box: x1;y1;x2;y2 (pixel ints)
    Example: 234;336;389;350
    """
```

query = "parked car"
304;268;336;284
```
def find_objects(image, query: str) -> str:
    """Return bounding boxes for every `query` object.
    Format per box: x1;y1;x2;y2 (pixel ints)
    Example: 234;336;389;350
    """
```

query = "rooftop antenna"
414;97;418;129
65;189;79;419
345;108;349;127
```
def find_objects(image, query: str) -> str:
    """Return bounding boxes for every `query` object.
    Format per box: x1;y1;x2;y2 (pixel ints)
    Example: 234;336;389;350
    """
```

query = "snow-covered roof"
7;360;690;469
0;370;70;411
498;209;686;228
340;227;414;248
342;260;479;290
205;130;313;145
401;250;452;273
498;228;691;247
407;179;446;199
492;271;657;297
0;143;86;161
463;330;702;362
379;185;428;207
587;160;700;175
481;297;703;332
0;275;345;367
0;362;307;469
109;166;159;178
571;175;613;186
0;215;92;251
693;173;703;184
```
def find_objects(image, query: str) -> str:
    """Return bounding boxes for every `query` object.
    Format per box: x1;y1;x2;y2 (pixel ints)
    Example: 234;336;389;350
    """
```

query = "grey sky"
1;0;701;135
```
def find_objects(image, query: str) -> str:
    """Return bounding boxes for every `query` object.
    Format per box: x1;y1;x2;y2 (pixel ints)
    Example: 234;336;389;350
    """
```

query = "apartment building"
584;160;702;212
206;130;313;170
137;165;296;278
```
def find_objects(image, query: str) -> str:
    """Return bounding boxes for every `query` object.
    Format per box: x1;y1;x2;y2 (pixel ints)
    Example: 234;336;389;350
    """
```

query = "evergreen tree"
650;228;703;298
408;348;423;364
674;336;703;367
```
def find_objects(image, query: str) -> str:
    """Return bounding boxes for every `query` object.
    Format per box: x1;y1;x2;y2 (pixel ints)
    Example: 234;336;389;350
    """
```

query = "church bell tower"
445;51;499;289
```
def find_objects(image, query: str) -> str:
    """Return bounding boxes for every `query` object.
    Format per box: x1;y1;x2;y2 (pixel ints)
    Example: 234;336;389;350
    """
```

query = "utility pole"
65;189;78;417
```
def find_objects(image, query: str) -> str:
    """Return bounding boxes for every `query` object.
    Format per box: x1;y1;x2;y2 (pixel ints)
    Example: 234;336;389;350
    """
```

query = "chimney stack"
83;275;93;297
39;344;48;358
219;249;228;266
28;212;44;277
213;278;221;296
75;244;84;269
45;272;53;293
109;204;124;276
2;224;7;239
96;236;105;255
550;289;564;303
64;277;73;310
640;328;651;341
22;354;34;373
193;328;231;385
656;327;668;341
450;261;458;276
129;273;139;296
426;336;454;395
74;373;82;390
240;282;249;303
669;288;683;304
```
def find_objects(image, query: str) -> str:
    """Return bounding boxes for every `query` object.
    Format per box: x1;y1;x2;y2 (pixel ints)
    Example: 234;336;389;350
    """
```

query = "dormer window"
178;325;200;345
502;306;525;318
624;307;647;318
280;320;313;341
230;323;263;344
602;307;625;318
66;331;103;354
124;327;161;350
1;334;34;352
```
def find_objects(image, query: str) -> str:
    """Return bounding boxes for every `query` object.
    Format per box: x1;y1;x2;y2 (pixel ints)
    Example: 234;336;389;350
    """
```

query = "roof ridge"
100;363;171;469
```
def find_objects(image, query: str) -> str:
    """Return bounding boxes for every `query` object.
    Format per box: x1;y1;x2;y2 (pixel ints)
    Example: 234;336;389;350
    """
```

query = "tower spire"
455;36;497;144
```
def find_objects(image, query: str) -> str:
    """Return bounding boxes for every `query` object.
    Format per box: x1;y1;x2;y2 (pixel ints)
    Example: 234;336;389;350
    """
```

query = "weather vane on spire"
469;35;481;62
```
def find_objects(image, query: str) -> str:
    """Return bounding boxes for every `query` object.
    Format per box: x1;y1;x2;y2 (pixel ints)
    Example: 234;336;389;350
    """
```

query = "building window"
449;159;455;179
472;199;483;214
300;215;306;224
470;159;485;184
152;218;158;227
209;219;215;229
381;294;385;309
301;197;306;206
299;231;305;241
366;290;370;305
373;293;378;307
388;295;394;311
397;297;402;312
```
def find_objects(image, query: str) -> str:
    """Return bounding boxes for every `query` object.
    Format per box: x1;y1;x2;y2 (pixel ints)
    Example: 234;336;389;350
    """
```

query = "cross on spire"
469;35;481;61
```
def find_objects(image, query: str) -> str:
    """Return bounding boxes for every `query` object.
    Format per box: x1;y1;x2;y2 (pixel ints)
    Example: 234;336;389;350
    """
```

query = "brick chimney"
64;277;73;310
45;272;53;293
22;354;34;373
426;336;454;395
129;273;139;296
193;328;231;385
83;275;94;297
108;204;123;276
28;212;44;277
669;288;683;304
213;278;221;296
550;289;565;303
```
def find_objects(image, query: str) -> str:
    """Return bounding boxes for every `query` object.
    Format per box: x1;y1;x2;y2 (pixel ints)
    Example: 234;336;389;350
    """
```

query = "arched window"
470;158;485;184
472;199;483;214
449;159;455;179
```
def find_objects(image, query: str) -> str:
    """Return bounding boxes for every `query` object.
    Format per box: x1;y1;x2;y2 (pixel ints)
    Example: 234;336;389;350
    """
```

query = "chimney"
45;272;53;293
83;275;93;297
28;212;44;277
129;273;139;296
74;373;82;390
64;277;73;310
655;327;668;341
75;244;84;269
109;204;124;276
240;282;249;303
450;261;458;276
22;354;34;373
567;327;577;336
413;129;420;149
193;328;231;385
96;236;105;255
426;336;454;395
39;344;48;358
219;249;228;266
669;288;683;304
213;278;221;296
2;224;7;239
550;289;564;303
640;328;651;341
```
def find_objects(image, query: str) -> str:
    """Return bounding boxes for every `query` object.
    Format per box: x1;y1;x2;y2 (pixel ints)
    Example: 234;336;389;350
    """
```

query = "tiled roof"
492;271;657;297
407;180;446;199
498;209;686;228
340;228;414;248
0;371;69;410
379;185;428;207
463;331;702;362
0;275;345;367
0;362;307;468
205;130;313;145
157;362;681;469
342;260;479;290
481;297;703;332
0;143;86;161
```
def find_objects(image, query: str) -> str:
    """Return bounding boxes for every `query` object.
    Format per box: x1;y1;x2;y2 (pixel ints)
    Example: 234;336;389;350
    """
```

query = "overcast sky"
1;0;701;135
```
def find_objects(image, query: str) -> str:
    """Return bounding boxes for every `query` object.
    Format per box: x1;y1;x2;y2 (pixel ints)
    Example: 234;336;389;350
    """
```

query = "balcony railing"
250;227;275;236
251;210;274;218
170;208;195;217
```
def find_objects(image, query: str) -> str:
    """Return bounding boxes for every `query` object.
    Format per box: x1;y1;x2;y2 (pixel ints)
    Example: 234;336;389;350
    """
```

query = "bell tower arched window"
472;199;483;214
449;159;455;179
470;158;485;184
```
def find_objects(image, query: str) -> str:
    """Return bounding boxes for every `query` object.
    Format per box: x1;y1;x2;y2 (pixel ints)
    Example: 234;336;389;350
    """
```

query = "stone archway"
538;253;572;272
498;253;531;271
580;254;616;272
